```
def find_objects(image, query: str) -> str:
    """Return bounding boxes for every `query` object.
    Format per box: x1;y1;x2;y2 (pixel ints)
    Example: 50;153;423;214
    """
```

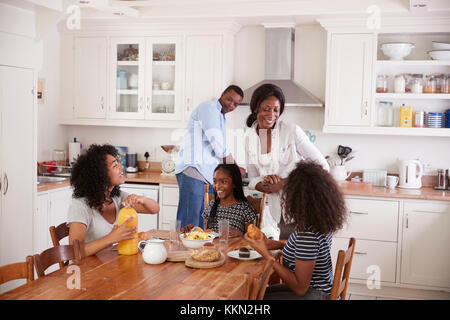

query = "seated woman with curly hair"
68;144;159;256
245;160;347;300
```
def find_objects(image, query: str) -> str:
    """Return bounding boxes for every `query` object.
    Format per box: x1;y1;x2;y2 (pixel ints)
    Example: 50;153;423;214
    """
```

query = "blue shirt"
175;98;230;184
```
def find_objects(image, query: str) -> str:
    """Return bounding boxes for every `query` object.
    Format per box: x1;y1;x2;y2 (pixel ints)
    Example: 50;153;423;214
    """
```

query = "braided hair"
208;164;248;223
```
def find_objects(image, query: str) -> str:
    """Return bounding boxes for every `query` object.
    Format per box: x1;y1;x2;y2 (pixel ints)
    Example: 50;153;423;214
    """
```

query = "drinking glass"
169;220;181;249
219;219;229;244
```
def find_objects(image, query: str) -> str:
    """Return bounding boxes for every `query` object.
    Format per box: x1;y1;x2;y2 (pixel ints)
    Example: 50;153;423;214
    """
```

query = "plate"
227;249;262;261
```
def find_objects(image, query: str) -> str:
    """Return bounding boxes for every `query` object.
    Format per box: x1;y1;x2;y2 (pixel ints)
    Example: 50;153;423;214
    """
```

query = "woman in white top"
68;144;160;256
244;83;329;239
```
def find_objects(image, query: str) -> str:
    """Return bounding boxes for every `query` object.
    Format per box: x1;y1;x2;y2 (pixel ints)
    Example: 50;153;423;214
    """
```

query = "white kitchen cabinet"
400;201;450;288
73;37;107;119
184;35;223;121
0;65;35;274
159;184;179;230
120;183;159;232
325;33;374;127
109;37;146;120
145;37;183;121
332;196;399;284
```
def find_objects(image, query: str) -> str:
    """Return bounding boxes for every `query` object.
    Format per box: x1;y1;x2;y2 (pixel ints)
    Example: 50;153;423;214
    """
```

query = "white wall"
38;23;450;175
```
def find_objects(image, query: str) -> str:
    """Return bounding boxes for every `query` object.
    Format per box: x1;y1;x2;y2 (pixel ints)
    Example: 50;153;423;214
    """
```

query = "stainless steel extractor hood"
241;27;323;107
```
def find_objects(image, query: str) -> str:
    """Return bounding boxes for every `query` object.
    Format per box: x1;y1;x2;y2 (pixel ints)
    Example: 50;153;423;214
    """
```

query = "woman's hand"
121;194;145;208
107;216;137;243
244;232;272;260
263;174;281;185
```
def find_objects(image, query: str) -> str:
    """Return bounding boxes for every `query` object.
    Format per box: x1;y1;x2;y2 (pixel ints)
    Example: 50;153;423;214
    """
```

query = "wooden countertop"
37;171;450;202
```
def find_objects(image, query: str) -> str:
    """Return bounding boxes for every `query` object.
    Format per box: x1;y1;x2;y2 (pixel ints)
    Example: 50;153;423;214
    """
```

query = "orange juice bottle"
117;207;138;255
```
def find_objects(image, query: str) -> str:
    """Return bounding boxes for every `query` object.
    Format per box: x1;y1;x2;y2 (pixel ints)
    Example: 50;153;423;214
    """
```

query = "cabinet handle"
354;251;367;255
364;101;368;116
3;173;8;195
405;214;408;229
186;97;190;112
350;210;369;215
146;97;150;111
139;97;143;111
100;96;104;110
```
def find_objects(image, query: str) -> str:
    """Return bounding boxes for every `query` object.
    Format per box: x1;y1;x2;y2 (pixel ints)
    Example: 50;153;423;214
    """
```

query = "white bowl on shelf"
432;41;450;50
428;50;450;60
380;42;415;60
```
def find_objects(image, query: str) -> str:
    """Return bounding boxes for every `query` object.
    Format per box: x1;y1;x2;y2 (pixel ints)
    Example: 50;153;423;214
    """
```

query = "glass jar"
394;74;406;93
424;75;437;93
404;74;413;93
377;101;394;127
376;75;388;93
434;74;444;93
441;74;450;94
411;74;423;94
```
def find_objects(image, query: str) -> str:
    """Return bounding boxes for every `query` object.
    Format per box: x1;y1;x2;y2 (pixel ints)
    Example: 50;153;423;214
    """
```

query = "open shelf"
153;61;176;66
375;93;450;99
117;61;139;66
377;60;450;66
323;126;450;137
117;89;138;95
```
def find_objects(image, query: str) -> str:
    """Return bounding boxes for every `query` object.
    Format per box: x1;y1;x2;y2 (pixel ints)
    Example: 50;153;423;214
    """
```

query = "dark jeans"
264;283;330;300
175;172;214;228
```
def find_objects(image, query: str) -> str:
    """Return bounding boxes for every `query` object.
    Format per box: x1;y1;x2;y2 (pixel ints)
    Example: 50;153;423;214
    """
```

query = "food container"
424;75;437;94
399;105;413;127
377;101;394;126
394;74;406;93
376;75;389;93
180;233;215;249
434;74;444;93
404;74;413;93
445;109;450;128
442;74;450;94
413;111;426;128
380;42;415;60
427;112;442;128
411;74;423;93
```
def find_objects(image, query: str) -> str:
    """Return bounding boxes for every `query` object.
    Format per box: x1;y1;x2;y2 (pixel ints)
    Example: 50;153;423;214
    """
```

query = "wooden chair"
249;250;282;300
0;256;34;286
33;239;85;278
49;222;70;268
246;194;266;228
329;237;356;300
204;184;215;209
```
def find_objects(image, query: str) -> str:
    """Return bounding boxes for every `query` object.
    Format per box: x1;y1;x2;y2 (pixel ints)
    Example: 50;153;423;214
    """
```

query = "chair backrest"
0;256;34;286
246;194;266;228
204;184;215;209
33;239;84;278
249;250;281;300
49;222;71;268
329;237;356;300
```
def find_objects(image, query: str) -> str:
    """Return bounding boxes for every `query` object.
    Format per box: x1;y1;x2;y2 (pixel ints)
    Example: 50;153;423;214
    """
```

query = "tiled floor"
346;283;450;300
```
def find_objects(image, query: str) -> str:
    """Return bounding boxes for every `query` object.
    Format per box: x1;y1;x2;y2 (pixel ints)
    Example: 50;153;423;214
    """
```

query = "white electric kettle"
398;159;423;189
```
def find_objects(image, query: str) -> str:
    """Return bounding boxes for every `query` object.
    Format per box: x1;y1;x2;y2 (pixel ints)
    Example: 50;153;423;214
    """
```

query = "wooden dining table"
0;230;278;300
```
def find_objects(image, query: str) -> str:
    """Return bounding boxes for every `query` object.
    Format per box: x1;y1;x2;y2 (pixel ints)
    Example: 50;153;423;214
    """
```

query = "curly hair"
71;144;120;211
281;161;347;235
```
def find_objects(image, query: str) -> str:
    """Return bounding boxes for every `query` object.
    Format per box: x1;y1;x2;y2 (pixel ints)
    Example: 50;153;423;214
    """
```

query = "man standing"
175;85;244;228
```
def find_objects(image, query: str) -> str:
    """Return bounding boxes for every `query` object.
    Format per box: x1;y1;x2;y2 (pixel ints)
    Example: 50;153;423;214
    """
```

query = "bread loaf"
247;224;262;240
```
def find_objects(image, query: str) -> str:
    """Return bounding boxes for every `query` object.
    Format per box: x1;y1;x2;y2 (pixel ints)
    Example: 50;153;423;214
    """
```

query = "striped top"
282;228;334;294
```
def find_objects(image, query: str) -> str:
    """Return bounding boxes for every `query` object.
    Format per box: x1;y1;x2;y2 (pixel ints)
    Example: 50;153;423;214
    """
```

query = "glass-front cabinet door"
110;37;145;120
145;37;182;120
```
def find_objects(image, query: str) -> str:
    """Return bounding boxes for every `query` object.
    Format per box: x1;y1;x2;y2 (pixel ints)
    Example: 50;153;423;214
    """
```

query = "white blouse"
244;120;329;224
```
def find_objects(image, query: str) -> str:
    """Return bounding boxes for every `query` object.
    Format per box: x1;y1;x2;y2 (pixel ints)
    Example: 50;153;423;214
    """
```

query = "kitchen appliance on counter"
126;153;138;173
435;168;449;190
161;145;179;175
398;159;423;189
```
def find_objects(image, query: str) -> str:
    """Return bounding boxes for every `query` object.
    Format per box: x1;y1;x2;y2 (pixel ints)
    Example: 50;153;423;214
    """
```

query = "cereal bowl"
180;233;215;249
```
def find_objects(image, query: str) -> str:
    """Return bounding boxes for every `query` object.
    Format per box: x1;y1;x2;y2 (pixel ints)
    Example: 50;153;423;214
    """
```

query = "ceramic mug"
330;165;352;182
387;175;399;189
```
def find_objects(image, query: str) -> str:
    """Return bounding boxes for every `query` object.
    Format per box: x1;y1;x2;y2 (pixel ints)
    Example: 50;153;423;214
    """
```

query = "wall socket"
423;163;435;174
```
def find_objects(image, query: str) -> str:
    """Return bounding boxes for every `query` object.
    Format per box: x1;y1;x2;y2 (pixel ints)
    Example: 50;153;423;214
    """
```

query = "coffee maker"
435;169;449;190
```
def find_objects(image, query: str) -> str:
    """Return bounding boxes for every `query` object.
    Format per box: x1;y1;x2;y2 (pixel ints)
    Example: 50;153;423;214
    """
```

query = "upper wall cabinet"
320;17;450;137
74;37;107;119
59;22;239;128
325;33;374;127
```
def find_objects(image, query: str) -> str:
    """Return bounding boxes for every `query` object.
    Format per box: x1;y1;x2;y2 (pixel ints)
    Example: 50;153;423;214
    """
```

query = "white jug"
398;159;423;189
330;165;352;182
138;239;167;264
